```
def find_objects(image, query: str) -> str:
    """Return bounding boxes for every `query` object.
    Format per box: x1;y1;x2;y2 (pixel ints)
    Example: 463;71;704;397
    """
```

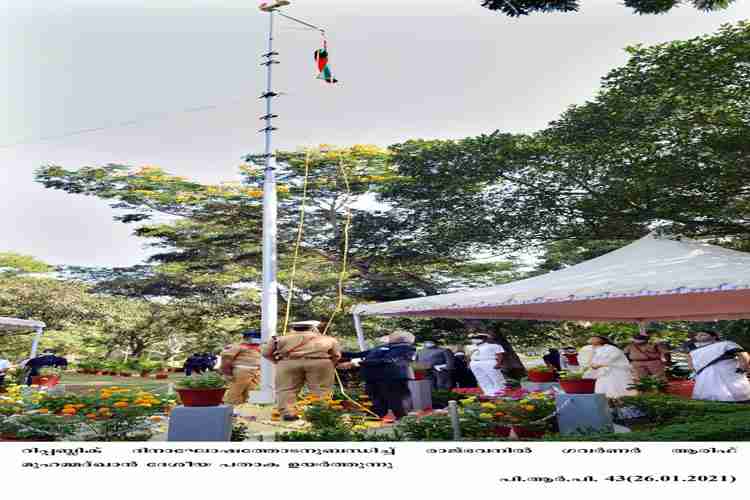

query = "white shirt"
470;343;504;362
0;359;10;371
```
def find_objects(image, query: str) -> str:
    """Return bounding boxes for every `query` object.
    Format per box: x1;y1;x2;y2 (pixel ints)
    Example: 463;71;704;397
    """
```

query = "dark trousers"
365;380;410;419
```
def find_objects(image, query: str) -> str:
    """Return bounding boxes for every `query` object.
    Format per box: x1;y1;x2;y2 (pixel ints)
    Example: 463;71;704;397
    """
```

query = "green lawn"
59;372;187;395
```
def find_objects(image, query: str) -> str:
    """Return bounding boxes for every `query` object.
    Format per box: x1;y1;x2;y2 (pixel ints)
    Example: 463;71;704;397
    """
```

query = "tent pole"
30;327;43;358
353;314;366;350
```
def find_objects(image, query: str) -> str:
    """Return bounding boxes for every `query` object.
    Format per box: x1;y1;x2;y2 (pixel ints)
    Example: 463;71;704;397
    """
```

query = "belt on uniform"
281;357;331;360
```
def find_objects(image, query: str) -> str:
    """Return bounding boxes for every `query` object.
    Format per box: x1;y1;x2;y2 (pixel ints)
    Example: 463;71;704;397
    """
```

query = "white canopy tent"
351;234;750;348
0;317;47;358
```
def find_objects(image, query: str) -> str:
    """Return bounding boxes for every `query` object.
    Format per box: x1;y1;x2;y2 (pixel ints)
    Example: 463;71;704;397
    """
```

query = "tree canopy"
481;0;737;17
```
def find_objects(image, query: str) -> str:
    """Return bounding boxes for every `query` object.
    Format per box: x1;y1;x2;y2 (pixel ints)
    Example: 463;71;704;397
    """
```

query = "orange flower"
37;408;49;414
85;413;97;419
113;401;129;408
61;408;77;415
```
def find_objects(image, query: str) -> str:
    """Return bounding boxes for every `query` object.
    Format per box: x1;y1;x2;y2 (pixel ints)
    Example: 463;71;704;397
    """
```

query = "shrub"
615;395;750;425
177;371;227;389
548;413;750;442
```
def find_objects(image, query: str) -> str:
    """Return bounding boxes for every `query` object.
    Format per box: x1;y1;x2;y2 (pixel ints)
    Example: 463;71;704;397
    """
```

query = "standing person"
0;355;10;387
689;330;750;403
678;332;699;354
416;340;455;390
623;334;671;381
452;351;478;388
542;348;562;371
220;330;263;406
468;334;505;396
183;353;204;376
494;334;528;383
586;336;634;398
25;349;67;385
261;320;341;421
343;330;417;419
560;346;581;372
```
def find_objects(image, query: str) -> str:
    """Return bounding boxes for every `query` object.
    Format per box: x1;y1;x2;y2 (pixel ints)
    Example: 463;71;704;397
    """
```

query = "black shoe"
282;415;299;422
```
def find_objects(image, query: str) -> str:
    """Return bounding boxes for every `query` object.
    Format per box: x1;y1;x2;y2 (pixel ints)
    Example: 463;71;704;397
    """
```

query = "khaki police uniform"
262;329;341;417
624;342;669;381
220;342;262;405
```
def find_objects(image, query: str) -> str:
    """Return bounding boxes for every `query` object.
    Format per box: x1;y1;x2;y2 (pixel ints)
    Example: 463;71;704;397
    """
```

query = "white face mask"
470;339;483;345
377;336;390;344
423;342;436;349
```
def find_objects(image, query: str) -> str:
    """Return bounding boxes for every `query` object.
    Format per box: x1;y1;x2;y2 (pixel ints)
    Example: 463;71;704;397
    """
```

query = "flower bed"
0;384;175;441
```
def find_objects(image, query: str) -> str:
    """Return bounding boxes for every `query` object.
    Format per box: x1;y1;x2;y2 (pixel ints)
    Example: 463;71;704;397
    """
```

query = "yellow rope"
279;151;378;420
280;151;312;336
321;154;352;337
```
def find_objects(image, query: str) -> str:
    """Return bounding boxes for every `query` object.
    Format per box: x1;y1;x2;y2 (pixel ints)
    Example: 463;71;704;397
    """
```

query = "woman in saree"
689;330;750;403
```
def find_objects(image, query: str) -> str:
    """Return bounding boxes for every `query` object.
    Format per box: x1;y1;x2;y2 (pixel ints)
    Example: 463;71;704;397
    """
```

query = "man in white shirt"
468;334;505;396
0;357;11;386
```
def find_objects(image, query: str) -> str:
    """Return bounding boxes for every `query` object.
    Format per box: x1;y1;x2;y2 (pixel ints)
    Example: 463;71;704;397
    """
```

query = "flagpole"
250;2;281;404
249;0;328;405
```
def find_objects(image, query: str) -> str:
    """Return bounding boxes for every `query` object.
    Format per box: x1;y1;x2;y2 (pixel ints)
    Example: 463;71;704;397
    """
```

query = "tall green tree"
481;0;737;17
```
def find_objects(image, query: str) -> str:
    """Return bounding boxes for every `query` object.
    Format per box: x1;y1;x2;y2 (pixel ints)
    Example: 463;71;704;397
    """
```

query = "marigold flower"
478;413;493;420
113;402;129;408
38;408;49;414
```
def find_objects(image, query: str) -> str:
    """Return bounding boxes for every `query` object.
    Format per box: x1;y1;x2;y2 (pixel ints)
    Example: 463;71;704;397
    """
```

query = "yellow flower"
480;402;496;410
38;408;49;414
523;405;536;412
478;413;493;420
113;401;129;408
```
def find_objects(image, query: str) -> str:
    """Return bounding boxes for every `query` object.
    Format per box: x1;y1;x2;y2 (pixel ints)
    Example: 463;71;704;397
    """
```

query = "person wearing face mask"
468;334;505;396
623;334;671;382
416;340;455;390
688;330;750;402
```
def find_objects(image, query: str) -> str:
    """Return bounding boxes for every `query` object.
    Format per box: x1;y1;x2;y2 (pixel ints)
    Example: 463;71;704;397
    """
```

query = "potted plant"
508;395;556;439
410;362;431;381
558;371;596;394
176;371;227;407
31;367;63;387
526;365;557;383
628;375;668;395
136;359;156;377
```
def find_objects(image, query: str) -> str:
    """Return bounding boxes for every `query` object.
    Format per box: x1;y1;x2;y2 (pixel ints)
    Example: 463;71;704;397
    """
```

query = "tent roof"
352;234;750;322
0;317;46;330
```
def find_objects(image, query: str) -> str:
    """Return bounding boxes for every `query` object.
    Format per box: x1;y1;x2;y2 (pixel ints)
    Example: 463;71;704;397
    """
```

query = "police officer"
220;330;263;405
261;320;341;421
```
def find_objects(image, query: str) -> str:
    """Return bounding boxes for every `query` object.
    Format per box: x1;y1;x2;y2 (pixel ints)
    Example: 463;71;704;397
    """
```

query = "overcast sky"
1;0;748;268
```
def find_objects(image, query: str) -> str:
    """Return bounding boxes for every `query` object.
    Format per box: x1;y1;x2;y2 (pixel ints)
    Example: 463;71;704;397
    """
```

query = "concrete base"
407;379;433;411
248;389;275;404
167;405;233;442
555;393;614;436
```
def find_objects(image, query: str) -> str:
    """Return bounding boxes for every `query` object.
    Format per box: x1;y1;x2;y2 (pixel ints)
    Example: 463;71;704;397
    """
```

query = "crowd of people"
539;329;750;402
3;321;749;423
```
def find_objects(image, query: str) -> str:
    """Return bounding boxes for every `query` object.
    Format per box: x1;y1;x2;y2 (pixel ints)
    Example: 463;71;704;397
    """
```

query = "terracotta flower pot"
176;388;227;407
140;371;152;378
31;375;60;387
492;425;512;437
560;378;596;394
527;371;556;383
119;373;132;377
155;373;169;380
512;425;546;439
665;380;695;399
